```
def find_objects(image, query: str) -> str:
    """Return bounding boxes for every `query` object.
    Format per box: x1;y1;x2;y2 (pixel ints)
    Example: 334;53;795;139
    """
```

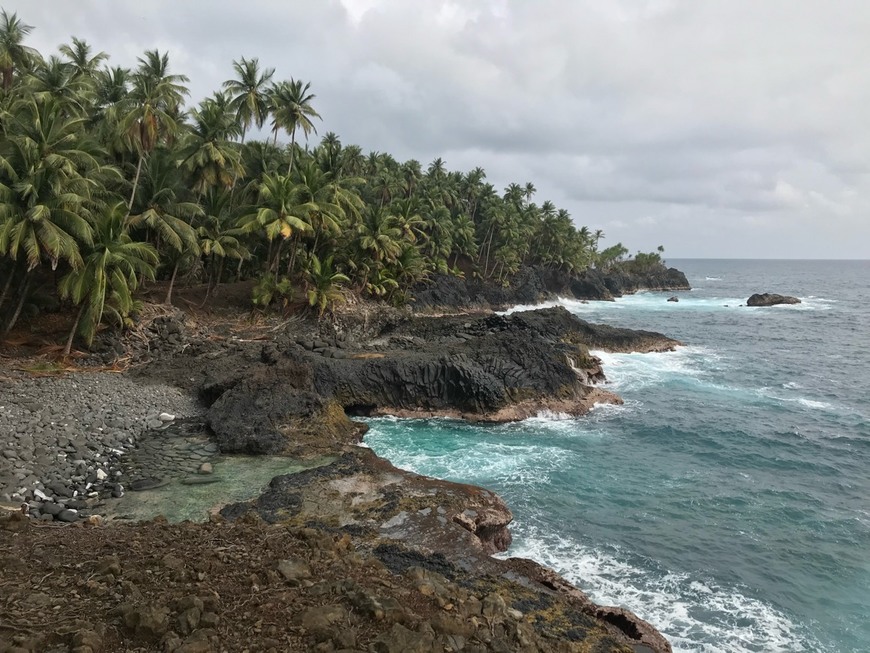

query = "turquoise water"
365;260;870;653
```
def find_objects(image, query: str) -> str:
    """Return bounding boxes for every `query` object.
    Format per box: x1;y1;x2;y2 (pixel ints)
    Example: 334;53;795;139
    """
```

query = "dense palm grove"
0;12;658;353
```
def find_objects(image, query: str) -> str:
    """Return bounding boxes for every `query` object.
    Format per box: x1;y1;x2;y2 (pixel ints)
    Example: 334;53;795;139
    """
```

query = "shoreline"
1;298;683;653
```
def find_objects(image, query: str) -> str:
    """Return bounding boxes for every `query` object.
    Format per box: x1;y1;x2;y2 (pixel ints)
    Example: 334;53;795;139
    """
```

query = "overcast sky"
6;0;869;258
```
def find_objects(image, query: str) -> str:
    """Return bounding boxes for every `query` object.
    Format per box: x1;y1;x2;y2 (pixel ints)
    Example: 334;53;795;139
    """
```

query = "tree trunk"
126;154;144;217
287;129;297;176
164;260;180;305
3;274;31;334
0;265;15;313
482;225;495;277
273;239;285;282
286;237;298;278
230;131;246;195
63;302;86;357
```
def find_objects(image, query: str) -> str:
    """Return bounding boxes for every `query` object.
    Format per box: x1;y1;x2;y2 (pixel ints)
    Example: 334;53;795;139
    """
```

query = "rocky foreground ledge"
1;305;679;653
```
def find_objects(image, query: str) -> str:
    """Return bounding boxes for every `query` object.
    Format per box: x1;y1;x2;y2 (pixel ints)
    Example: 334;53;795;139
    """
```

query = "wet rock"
747;293;801;307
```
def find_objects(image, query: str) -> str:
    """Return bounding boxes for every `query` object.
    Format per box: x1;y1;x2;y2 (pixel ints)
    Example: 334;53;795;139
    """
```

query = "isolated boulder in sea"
747;293;801;307
667;296;679;302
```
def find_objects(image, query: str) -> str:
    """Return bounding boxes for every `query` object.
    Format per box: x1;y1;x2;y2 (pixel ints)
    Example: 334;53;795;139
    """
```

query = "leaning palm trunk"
4;274;31;333
63;302;86;356
164;260;180;305
0;266;15;312
126;154;144;216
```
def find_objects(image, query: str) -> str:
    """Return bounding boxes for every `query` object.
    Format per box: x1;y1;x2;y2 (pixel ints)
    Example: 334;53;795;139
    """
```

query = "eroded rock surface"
747;293;801;306
202;307;679;458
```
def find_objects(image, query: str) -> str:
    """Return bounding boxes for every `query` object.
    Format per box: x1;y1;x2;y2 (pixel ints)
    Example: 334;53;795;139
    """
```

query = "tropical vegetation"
0;12;664;350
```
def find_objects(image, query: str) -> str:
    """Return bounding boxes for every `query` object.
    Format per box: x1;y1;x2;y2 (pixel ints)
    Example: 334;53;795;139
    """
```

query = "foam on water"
367;261;870;653
592;347;717;392
500;529;826;653
365;421;570;488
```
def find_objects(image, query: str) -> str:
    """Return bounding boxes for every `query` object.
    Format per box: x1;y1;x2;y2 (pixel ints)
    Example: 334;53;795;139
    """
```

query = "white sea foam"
796;398;834;410
365;423;570;489
705;276;723;281
531;409;574;420
501;530;826;653
755;388;837;412
498;298;569;315
592;347;718;392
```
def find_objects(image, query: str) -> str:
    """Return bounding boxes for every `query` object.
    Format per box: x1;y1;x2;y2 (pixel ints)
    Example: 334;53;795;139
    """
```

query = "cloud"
5;0;869;258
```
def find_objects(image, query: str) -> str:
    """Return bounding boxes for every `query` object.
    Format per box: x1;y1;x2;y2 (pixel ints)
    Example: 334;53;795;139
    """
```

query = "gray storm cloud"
5;0;868;258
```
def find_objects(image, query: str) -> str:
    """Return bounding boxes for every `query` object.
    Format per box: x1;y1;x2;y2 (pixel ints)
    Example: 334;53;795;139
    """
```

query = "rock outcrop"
202;307;680;457
747;293;801;307
412;264;691;310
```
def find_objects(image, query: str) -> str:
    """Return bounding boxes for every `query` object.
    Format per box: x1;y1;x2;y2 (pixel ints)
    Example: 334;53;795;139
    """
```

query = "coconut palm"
196;187;249;291
0;96;115;329
0;10;38;91
27;55;91;115
58;37;108;83
127;149;202;303
59;202;157;354
181;92;244;195
238;172;313;279
292;159;362;256
121;49;189;214
356;205;403;266
267;79;321;175
91;65;131;157
223;57;274;143
305;254;349;317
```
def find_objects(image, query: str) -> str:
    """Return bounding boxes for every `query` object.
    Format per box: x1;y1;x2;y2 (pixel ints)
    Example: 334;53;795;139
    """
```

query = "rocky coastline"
1;277;687;653
412;264;690;310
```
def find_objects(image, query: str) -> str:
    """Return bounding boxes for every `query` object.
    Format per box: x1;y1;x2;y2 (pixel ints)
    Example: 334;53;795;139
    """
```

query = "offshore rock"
747;293;801;306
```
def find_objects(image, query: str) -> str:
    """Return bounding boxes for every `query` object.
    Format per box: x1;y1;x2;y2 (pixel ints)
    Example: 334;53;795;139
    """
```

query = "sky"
5;0;870;259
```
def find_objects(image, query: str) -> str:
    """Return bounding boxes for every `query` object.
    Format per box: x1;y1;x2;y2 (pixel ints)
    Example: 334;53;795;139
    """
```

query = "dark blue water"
365;260;870;653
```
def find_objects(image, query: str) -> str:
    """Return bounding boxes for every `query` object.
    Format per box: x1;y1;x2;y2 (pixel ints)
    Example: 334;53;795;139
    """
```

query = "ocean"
364;259;870;653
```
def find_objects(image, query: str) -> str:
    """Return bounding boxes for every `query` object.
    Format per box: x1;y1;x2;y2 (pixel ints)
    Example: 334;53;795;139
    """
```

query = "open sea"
365;259;870;653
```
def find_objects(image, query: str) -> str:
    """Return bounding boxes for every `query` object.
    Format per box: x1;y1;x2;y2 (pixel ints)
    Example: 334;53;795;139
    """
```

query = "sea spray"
366;260;870;653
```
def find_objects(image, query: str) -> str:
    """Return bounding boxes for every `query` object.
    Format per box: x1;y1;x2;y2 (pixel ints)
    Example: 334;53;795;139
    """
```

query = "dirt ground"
0;511;641;653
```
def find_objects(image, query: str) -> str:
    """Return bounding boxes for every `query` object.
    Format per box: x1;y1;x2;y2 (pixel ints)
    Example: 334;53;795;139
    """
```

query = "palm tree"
27;55;91;115
222;57;274;143
0;96;114;329
305;254;349;317
267;79;321;175
238;172;312;279
127;149;201;303
59;37;108;81
292;159;362;256
121;49;189;214
196;187;249;299
181;92;243;195
0;10;37;91
356;205;402;266
59;202;157;354
92;65;130;157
